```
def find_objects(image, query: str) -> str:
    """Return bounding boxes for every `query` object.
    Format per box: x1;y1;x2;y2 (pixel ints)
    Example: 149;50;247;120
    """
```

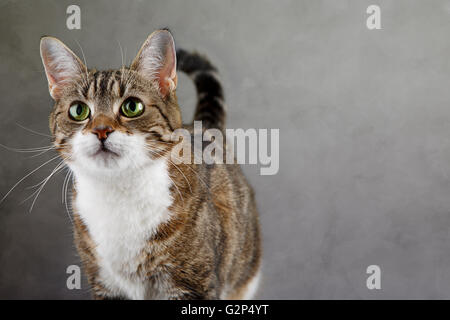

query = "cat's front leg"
165;288;219;300
92;292;127;300
88;277;126;300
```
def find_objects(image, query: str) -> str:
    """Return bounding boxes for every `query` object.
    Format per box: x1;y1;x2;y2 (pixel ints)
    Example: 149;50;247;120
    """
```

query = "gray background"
1;0;450;299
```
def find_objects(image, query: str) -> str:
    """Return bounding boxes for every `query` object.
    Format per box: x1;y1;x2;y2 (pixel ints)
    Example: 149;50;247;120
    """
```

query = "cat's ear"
130;29;177;97
40;37;87;100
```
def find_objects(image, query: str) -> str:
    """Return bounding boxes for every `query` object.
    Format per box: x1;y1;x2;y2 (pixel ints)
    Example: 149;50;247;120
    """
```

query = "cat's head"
40;30;182;177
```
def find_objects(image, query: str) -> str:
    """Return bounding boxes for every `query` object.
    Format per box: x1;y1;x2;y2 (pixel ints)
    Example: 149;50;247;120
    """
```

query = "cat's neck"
72;158;169;192
71;158;173;223
71;158;174;298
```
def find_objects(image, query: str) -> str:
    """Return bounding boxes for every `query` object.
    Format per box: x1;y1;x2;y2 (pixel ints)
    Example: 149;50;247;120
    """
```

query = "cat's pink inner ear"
131;30;177;97
40;37;86;100
158;41;177;97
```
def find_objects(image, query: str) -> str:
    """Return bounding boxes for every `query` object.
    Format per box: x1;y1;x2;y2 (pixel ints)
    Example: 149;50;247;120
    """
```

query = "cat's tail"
176;49;225;131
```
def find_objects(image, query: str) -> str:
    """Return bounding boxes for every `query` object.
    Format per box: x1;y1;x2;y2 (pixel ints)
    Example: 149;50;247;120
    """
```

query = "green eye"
69;102;90;121
121;98;144;118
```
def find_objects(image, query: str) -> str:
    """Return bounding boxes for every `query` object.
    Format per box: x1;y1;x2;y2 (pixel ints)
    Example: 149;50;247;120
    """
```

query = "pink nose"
91;126;114;140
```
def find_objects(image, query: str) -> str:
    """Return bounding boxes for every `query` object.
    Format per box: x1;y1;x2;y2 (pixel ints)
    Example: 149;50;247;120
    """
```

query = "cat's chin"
90;152;122;167
68;150;124;175
70;130;151;173
70;149;152;177
91;146;120;159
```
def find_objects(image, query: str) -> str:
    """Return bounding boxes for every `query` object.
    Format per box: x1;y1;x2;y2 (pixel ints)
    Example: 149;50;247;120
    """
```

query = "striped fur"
177;49;226;131
40;30;261;300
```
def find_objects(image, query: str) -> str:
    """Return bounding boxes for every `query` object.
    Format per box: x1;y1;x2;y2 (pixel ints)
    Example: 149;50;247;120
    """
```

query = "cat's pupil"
76;105;82;115
129;101;136;112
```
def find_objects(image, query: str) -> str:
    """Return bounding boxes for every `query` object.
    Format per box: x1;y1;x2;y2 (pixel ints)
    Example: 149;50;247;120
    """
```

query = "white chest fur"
73;159;173;300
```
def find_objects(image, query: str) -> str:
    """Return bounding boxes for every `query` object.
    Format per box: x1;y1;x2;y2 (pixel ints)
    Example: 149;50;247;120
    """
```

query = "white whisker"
74;39;90;86
0;144;56;153
27;157;71;213
117;40;125;69
62;168;71;204
63;169;74;225
145;149;184;203
15;123;52;138
0;155;61;204
145;146;193;194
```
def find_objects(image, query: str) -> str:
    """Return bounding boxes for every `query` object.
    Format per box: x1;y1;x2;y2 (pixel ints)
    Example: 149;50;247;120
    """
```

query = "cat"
39;29;261;300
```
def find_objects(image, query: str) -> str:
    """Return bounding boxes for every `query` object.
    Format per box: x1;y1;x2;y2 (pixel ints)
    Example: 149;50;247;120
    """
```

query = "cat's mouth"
92;144;120;158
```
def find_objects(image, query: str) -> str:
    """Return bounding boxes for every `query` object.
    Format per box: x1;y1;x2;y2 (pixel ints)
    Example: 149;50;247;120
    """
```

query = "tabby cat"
39;29;261;300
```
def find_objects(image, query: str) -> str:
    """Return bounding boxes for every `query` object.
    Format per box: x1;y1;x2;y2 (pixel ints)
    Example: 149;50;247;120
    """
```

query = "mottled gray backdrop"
1;0;450;299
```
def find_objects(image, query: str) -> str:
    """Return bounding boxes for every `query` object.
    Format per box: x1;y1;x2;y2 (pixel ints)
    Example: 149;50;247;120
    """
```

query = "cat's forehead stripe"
95;71;103;94
82;70;126;100
99;71;112;95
